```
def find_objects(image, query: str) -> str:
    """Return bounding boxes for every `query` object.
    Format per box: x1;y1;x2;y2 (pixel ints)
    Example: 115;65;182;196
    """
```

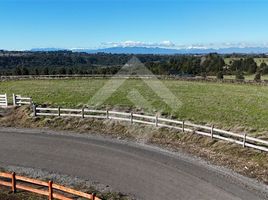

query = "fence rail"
0;94;8;107
0;172;101;200
1;92;268;152
33;106;268;153
13;94;32;106
2;75;268;86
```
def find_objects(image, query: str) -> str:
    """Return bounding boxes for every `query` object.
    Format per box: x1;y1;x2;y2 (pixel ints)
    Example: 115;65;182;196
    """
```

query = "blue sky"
0;0;268;50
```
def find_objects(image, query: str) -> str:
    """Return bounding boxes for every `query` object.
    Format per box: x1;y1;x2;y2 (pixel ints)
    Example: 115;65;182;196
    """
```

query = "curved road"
0;128;267;200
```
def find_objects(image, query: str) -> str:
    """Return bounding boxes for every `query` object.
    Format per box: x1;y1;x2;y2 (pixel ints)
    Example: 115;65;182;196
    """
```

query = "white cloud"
178;42;268;49
102;41;258;49
73;41;268;50
102;40;176;48
159;41;175;47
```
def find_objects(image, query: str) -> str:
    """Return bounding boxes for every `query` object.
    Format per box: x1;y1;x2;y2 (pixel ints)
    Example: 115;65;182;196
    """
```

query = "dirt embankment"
0;106;267;185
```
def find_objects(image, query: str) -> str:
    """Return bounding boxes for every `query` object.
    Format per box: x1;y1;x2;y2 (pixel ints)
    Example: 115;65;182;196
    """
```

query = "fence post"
12;94;16;106
211;125;214;139
106;110;109;119
92;193;96;200
155;114;158;127
130;112;133;124
243;133;247;148
18;95;22;106
32;104;36;117
11;172;16;193
48;181;53;200
82;107;85;118
5;93;8;107
29;97;33;105
182;120;185;133
58;107;61;117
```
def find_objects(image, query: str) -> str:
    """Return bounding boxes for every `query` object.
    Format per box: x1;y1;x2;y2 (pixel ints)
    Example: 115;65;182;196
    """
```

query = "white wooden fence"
0;94;8;107
13;94;32;106
33;106;268;152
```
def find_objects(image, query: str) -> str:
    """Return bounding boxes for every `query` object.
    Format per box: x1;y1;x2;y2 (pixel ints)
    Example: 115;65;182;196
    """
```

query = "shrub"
260;62;268;75
200;72;207;78
254;72;261;82
235;71;245;80
216;71;224;79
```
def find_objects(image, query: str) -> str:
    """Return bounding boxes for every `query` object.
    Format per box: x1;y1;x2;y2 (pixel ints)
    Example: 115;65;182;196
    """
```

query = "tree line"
0;50;267;80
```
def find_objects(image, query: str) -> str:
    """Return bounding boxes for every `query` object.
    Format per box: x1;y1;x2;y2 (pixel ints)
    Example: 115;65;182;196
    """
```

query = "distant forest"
0;50;268;80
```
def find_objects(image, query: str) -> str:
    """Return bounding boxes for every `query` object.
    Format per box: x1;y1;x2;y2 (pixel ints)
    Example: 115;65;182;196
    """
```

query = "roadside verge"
0;106;267;185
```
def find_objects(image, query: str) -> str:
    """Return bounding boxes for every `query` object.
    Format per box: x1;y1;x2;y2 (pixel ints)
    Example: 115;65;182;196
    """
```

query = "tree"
59;67;66;75
43;67;49;75
22;67;29;75
260;62;268;74
201;53;225;74
235;70;245;80
217;71;224;79
13;67;22;75
67;68;73;75
243;58;257;74
51;70;57;75
34;68;39;75
200;72;207;78
254;72;261;82
230;59;243;72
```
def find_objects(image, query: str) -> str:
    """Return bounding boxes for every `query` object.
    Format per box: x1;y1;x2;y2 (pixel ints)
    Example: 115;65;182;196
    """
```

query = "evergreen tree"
22;67;29;75
67;68;73;75
13;67;22;75
260;62;268;74
59;67;66;74
43;67;49;75
243;58;257;74
34;68;39;75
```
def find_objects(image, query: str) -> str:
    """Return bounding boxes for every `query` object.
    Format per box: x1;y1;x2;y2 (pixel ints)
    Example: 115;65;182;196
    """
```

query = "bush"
235;71;245;80
216;71;224;79
260;62;268;75
200;72;207;78
254;72;261;82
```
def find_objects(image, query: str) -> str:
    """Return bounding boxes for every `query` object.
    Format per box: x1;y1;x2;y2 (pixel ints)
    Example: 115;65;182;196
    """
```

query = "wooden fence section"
33;106;268;153
0;172;101;200
0;94;8;107
13;94;32;106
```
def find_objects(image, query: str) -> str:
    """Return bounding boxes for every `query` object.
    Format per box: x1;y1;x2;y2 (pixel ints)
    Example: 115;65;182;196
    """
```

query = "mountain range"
30;47;268;54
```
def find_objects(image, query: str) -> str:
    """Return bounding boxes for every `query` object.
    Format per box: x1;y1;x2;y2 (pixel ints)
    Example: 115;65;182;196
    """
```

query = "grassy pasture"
1;78;268;135
208;74;268;80
224;57;268;66
223;57;268;80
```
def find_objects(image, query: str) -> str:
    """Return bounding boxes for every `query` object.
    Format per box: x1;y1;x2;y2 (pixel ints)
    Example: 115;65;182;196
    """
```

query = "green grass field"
223;57;268;81
1;79;268;134
224;57;268;66
208;74;268;80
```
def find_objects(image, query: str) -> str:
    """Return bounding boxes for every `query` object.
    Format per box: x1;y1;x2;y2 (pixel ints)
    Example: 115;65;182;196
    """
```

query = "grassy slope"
1;79;268;135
